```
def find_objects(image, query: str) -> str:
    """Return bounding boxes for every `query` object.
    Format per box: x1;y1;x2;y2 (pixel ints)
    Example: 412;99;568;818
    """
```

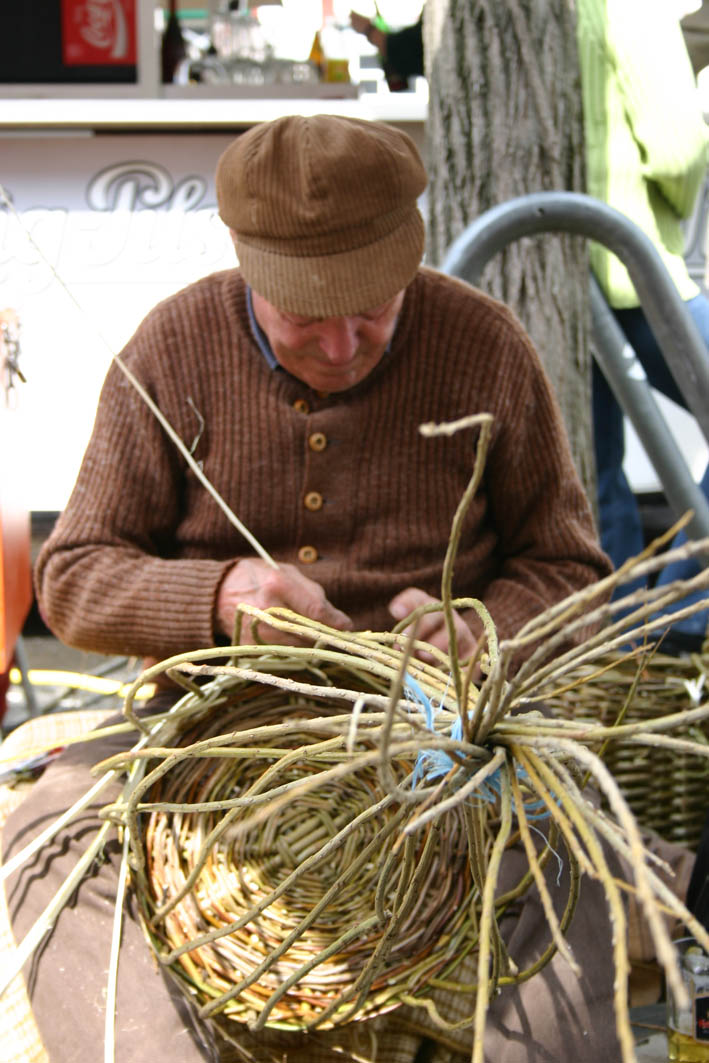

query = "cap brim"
234;209;424;318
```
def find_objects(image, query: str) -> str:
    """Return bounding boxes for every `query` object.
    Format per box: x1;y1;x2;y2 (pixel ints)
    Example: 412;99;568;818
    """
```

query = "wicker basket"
133;680;475;1032
544;650;709;850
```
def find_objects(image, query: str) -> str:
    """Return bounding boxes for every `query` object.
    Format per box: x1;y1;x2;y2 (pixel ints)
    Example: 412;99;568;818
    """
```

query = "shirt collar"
246;285;279;370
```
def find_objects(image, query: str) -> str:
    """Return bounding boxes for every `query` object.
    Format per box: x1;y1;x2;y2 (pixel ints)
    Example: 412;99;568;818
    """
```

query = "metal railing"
441;191;709;544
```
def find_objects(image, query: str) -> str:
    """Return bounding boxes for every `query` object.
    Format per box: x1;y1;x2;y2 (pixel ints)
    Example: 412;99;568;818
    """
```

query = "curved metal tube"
441;191;709;543
442;191;709;443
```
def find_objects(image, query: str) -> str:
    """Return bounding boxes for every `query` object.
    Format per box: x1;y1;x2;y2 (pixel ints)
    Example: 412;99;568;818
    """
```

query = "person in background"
5;114;621;1063
350;8;424;90
576;0;709;650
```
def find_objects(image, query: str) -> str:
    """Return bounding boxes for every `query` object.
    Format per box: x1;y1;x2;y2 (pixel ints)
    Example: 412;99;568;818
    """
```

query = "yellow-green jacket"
576;0;709;308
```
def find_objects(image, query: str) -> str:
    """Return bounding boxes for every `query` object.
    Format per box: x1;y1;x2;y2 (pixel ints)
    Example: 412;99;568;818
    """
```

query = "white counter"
0;85;428;131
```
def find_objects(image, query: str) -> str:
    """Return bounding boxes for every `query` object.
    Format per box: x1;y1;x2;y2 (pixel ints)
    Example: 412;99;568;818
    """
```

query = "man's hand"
389;588;477;663
216;559;352;645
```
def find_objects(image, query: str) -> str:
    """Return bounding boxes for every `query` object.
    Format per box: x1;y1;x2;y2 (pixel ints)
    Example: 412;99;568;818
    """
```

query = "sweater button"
298;545;318;564
304;491;323;511
293;398;309;414
308;432;327;452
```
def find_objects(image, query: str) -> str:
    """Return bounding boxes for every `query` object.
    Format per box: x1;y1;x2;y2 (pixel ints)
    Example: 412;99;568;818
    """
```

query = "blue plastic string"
403;673;550;820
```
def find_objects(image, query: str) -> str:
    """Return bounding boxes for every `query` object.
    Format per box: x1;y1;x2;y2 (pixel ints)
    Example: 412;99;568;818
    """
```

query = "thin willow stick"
551;763;709;954
502;563;709;701
419;413;494;709
104;828;130;1063
508;765;580;976
464;801;488;904
378;625;421;802
509;747;597;880
516;745;636;1062
624;731;709;755
471;759;513;1063
495;701;709;746
532;736;692;1011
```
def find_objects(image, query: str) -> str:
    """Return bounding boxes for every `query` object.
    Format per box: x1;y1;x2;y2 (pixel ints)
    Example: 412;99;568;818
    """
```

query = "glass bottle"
161;0;187;83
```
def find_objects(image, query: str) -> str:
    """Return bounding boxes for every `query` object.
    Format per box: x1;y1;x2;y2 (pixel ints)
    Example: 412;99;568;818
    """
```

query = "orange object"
0;508;32;675
307;29;324;78
0;310;32;676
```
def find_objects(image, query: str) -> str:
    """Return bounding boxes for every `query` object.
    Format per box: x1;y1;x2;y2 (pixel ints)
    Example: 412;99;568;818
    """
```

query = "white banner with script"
0;133;238;510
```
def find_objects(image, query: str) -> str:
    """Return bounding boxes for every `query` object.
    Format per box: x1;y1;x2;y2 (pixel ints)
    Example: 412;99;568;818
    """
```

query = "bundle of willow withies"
90;536;709;1063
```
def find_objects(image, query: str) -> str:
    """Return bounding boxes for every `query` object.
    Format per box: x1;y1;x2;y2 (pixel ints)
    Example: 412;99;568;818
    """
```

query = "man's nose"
317;317;359;363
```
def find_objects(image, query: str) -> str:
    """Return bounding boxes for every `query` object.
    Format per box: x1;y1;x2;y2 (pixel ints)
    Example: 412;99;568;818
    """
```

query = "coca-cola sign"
61;0;137;66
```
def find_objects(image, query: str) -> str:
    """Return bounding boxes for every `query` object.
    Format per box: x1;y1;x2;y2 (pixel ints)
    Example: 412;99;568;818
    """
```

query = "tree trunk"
424;0;596;503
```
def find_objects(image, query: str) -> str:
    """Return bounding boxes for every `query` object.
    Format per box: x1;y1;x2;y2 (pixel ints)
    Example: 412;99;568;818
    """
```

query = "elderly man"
29;115;608;666
5;115;616;1062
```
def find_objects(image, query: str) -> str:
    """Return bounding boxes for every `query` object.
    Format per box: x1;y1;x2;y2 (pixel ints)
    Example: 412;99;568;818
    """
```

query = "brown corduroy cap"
215;114;427;318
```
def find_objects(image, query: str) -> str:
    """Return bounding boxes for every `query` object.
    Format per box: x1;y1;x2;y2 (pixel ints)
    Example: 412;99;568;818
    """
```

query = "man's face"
251;289;405;393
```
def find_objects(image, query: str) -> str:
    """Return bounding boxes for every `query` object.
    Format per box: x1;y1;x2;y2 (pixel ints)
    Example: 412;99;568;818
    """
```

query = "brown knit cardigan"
35;266;611;661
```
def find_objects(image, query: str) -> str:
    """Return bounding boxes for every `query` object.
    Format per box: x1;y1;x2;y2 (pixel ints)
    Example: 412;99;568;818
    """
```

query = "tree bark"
424;0;597;503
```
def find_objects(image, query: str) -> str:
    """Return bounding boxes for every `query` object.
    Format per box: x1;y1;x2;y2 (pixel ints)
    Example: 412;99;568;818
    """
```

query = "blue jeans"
593;292;709;640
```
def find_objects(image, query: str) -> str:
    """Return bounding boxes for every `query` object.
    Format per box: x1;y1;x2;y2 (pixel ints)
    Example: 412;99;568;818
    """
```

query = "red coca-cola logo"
61;0;136;66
